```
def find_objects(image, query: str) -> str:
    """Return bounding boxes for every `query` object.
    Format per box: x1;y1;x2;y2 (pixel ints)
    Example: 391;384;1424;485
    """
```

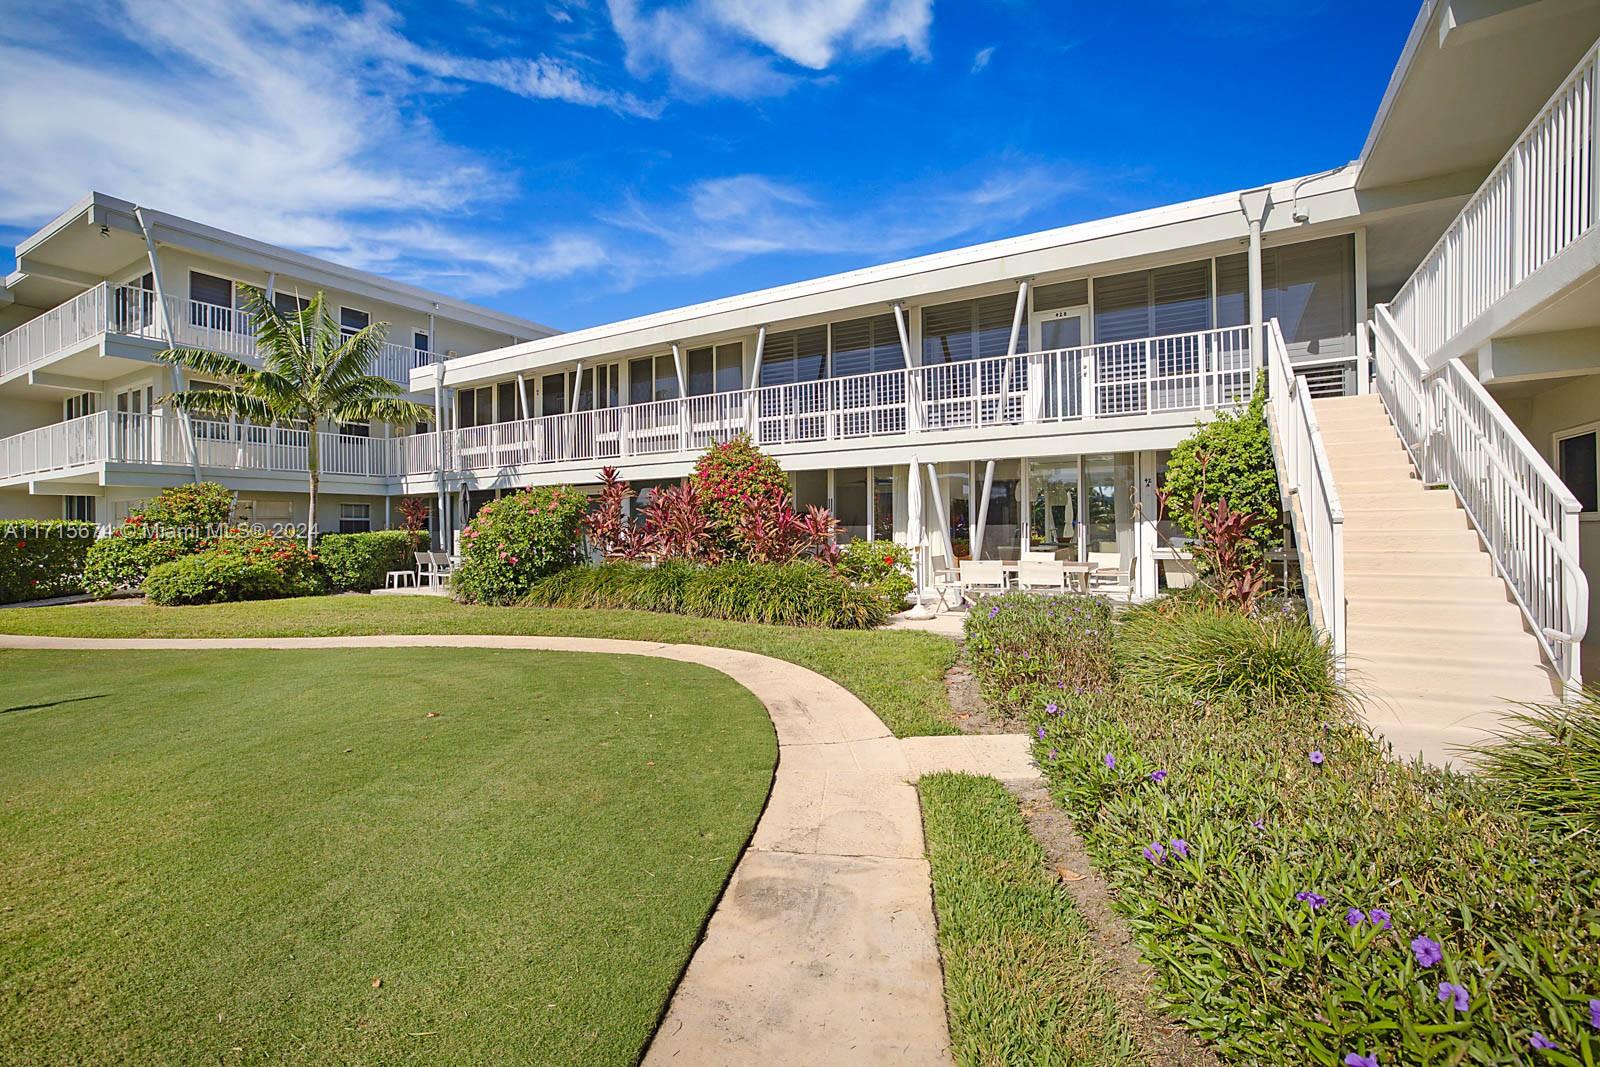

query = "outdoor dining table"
997;560;1099;594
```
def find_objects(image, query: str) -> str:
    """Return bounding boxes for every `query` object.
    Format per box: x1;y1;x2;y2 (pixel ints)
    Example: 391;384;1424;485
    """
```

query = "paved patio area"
0;632;1037;1066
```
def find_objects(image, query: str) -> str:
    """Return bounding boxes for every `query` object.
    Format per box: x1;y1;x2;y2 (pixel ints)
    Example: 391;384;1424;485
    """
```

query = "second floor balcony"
0;283;441;389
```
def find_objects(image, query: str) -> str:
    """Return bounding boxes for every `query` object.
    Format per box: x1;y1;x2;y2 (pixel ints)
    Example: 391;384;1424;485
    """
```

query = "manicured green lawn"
0;595;961;736
0;647;775;1065
919;774;1137;1066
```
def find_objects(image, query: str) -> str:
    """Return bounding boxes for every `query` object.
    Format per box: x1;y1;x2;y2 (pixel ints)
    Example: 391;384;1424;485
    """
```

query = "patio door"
1030;307;1088;419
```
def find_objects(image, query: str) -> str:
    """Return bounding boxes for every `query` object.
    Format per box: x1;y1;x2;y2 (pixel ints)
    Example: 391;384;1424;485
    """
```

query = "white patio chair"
958;560;1008;606
414;551;437;587
1015;559;1068;593
429;551;455;585
1088;551;1136;601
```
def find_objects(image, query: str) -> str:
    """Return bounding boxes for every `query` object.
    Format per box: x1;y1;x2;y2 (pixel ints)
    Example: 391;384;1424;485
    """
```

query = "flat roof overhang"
1359;0;1600;191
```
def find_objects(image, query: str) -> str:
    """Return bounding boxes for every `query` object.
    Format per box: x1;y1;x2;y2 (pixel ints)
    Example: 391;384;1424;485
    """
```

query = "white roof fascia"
10;192;557;340
1359;1;1441;167
429;166;1362;390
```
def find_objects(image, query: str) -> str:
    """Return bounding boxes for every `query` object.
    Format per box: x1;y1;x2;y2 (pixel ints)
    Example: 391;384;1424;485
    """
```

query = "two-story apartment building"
2;1;1596;758
0;193;555;532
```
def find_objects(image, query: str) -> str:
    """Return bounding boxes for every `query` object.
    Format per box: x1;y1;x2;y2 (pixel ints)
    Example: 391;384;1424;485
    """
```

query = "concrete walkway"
0;633;1039;1066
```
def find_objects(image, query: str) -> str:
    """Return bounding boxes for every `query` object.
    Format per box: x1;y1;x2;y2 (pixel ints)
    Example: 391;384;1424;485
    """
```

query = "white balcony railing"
431;324;1255;475
1390;41;1599;361
0;283;443;387
0;412;393;483
1267;320;1345;669
1374;304;1587;687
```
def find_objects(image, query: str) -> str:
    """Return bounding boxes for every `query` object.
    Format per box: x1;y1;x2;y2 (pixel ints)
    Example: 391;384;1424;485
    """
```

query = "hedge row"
525;560;898;629
0;521;98;604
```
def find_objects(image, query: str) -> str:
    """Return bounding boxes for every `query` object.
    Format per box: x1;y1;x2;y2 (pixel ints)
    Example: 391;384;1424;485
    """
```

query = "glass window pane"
873;470;895;540
761;327;827;386
1559;432;1598;512
715;342;743;393
629;358;654;405
1027;458;1080;556
687;346;715;396
340;307;370;333
792;469;828;511
541;373;566;416
497;381;518;422
189;271;233;307
656;355;680;401
835;467;868;542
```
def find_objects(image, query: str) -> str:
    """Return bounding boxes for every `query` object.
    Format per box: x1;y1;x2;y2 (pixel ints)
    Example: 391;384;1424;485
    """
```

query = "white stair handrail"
1372;301;1587;687
1266;319;1346;668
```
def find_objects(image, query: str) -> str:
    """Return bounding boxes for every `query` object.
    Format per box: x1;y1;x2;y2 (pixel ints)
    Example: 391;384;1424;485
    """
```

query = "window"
64;392;96;420
830;314;902;377
1217;236;1356;363
338;502;372;533
629;354;679;404
340;307;370;337
338;422;370;438
274;292;311;316
921;294;1019;364
1557;428;1599;513
497;380;522;422
189;271;236;331
577;364;621;409
760;326;827;387
64;495;95;522
1093;261;1212;343
541;373;568;416
457;385;494;428
413;330;430;353
1032;279;1089;313
686;342;742;395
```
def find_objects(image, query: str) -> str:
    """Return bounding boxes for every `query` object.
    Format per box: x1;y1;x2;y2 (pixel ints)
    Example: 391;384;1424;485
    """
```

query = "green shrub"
1117;598;1345;711
453;487;587;605
967;599;1600;1065
1476;692;1600;834
318;530;428;592
83;518;196;598
837;540;914;604
962;593;1116;707
689;435;790;556
1163;378;1280;563
133;482;236;532
144;534;325;606
525;560;896;628
0;520;98;603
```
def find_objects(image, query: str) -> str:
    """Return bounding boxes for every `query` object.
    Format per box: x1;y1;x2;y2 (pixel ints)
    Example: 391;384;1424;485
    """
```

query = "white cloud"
606;0;932;98
971;45;996;73
0;0;639;297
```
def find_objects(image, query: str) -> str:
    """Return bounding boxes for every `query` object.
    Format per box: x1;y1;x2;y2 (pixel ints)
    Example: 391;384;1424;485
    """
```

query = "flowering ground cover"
965;594;1600;1065
0;647;774;1065
0;595;960;736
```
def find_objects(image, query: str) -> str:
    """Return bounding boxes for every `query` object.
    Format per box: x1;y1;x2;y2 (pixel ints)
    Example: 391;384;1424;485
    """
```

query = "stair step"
1342;530;1481;553
1338;488;1458;510
1349;594;1526;629
1347;626;1544;662
1344;573;1514;599
1349;655;1558;704
1341;508;1470;534
1344;549;1494;577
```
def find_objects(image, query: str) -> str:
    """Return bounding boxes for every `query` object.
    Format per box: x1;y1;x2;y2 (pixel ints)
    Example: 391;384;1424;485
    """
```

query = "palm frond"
318;322;392;396
330;391;433;428
156;346;258;382
233;286;312;382
160;389;279;423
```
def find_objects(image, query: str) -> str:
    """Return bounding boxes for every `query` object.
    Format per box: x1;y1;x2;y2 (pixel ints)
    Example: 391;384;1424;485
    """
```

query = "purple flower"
1102;752;1116;769
1309;750;1326;765
1437;982;1469;1012
1149;769;1168;783
1169;838;1189;859
1142;842;1165;864
1589;999;1599;1031
1529;1033;1557;1051
1343;1054;1379;1067
1047;749;1058;761
1345;908;1365;927
1295;891;1327;910
1045;702;1060;717
1410;936;1443;968
1037;726;1047;739
987;605;999;619
1251;817;1266;830
1369;908;1391;930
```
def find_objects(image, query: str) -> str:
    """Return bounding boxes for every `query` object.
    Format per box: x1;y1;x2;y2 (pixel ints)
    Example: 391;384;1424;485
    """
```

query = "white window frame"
1553;420;1600;515
338;502;373;533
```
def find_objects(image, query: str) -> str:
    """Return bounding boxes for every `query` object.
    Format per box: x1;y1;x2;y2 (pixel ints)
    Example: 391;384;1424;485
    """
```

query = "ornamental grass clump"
1117;595;1347;712
967;597;1600;1064
1475;691;1600;835
962;593;1116;707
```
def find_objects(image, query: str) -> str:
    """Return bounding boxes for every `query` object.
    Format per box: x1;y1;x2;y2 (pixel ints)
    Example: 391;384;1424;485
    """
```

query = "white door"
1029;308;1088;419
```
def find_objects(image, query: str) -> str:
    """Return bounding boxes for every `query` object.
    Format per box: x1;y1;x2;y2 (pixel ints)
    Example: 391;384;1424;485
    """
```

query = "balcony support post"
132;206;173;346
924;462;954;571
434;361;449;554
973;458;995;562
893;302;921;434
1239;188;1272;369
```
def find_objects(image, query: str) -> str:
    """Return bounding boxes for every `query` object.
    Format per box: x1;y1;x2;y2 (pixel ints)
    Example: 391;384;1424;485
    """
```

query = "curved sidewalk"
0;633;1038;1066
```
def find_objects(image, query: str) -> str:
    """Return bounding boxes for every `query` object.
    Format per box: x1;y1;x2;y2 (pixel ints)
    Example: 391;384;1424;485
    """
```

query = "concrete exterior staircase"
1313;393;1560;766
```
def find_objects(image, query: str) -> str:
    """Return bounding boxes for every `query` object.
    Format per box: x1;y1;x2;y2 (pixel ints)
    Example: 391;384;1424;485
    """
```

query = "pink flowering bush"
0;520;97;603
689;434;790;557
453;486;587;605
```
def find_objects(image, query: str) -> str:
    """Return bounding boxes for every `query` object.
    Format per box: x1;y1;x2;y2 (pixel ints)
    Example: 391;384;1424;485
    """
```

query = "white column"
1353;227;1371;395
434;361;448;553
973;459;995;561
1239;188;1272;369
1136;450;1160;599
894;302;921;434
925;462;954;570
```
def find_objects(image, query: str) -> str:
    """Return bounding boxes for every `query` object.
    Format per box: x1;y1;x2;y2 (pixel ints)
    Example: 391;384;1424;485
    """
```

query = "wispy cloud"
607;0;932;99
0;0;641;297
971;45;996;73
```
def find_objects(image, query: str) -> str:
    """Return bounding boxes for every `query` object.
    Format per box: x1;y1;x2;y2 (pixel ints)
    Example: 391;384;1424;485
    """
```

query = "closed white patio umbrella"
903;457;934;619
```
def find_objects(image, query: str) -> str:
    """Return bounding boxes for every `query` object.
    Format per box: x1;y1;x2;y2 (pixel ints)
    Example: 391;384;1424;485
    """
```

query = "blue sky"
0;0;1413;331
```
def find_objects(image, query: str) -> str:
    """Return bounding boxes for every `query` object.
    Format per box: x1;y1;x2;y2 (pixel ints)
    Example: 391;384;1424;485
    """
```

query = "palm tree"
158;286;431;547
